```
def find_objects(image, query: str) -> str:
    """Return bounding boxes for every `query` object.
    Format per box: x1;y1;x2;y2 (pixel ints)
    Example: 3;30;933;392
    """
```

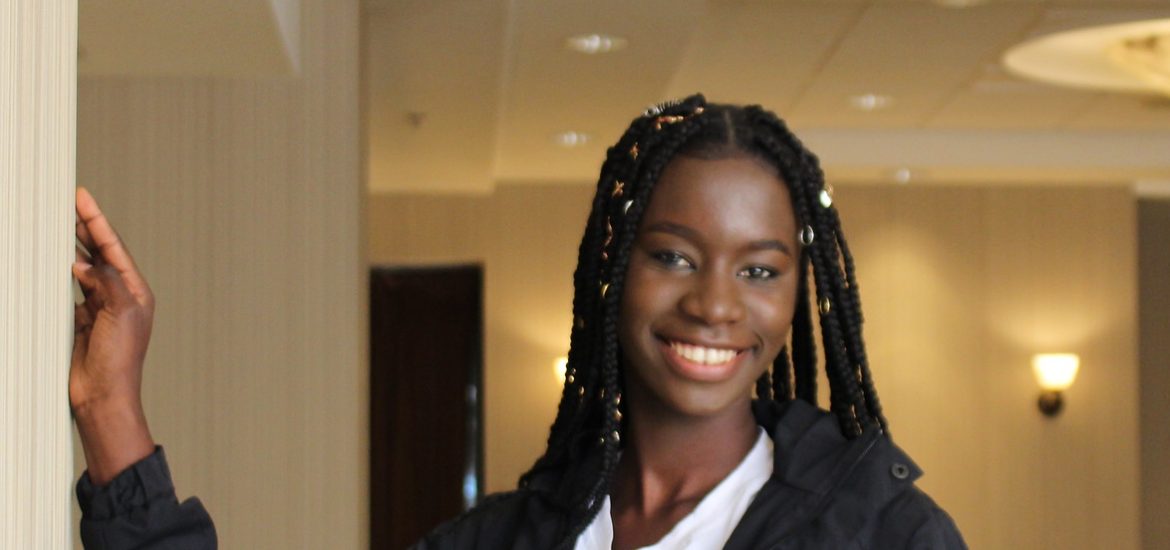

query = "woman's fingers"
75;262;136;314
76;188;152;305
74;302;93;335
75;244;96;297
76;188;130;267
73;264;105;316
75;243;92;264
72;304;91;370
73;261;97;293
76;219;96;259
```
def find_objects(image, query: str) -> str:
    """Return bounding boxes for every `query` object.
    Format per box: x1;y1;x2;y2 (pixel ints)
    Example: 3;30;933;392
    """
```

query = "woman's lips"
658;338;749;382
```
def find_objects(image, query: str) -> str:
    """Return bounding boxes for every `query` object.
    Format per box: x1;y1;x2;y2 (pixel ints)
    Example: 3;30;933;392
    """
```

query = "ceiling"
363;0;1170;193
76;0;1170;193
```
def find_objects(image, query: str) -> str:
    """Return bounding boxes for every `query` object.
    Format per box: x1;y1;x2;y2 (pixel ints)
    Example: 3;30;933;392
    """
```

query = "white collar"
574;428;774;550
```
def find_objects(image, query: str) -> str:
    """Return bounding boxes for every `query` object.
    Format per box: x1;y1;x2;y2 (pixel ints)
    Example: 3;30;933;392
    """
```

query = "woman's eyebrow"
746;239;792;257
643;221;700;241
643;221;793;257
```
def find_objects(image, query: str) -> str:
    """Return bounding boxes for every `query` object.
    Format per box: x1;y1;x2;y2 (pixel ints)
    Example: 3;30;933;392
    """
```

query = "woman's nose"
679;270;745;325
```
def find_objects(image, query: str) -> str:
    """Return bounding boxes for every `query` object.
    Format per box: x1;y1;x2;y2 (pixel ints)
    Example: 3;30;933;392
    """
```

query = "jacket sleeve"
872;486;968;550
904;506;968;550
76;446;217;550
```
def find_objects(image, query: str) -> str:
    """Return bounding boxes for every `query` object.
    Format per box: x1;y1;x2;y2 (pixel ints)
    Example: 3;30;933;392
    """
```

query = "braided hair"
519;94;886;548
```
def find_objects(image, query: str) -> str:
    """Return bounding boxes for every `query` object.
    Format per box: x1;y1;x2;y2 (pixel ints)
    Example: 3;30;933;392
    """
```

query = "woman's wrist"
74;396;155;486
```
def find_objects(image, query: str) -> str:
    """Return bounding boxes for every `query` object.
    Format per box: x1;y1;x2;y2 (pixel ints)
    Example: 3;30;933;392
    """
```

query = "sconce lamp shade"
554;356;569;385
1032;353;1080;391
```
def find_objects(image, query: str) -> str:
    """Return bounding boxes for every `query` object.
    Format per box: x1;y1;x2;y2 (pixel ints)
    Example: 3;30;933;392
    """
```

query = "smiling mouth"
659;338;750;382
667;341;745;366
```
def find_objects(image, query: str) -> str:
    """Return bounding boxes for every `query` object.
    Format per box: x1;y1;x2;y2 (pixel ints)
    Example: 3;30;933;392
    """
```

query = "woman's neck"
610;394;758;520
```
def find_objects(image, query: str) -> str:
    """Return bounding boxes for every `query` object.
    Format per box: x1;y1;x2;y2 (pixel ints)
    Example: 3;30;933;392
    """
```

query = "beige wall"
369;182;1140;548
1139;199;1170;550
74;1;365;548
836;185;1138;549
1;0;76;545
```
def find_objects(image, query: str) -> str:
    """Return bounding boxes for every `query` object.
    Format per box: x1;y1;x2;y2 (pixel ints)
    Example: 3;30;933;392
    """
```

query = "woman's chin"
650;386;756;421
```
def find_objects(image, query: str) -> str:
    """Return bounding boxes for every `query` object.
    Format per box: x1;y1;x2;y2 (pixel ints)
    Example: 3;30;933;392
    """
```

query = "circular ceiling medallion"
1004;18;1170;95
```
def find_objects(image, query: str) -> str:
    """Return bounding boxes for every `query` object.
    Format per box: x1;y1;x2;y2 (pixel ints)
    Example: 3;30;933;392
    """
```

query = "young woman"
72;95;965;549
412;96;965;549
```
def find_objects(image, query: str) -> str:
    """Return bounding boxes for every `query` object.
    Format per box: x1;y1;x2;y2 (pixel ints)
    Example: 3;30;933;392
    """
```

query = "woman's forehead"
650;155;790;204
639;155;797;238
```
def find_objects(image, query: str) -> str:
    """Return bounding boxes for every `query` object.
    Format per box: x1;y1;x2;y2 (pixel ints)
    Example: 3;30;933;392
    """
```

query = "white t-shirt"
574;428;774;550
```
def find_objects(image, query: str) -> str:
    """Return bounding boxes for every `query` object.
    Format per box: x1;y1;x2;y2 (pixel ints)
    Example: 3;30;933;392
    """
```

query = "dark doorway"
369;265;483;549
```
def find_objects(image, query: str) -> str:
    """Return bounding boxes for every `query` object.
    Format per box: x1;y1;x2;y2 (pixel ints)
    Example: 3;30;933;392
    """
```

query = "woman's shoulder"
869;483;967;549
805;423;968;548
736;400;967;548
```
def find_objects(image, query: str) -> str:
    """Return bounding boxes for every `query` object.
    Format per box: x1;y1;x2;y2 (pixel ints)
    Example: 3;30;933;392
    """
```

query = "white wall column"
0;0;78;547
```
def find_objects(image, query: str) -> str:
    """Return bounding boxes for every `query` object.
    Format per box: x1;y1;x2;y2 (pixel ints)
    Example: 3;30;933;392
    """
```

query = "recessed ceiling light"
893;168;912;184
849;94;894;111
553;131;591;147
933;0;988;8
565;34;627;54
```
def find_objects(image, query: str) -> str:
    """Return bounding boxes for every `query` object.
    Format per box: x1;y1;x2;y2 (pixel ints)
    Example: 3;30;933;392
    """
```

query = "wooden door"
369;266;483;549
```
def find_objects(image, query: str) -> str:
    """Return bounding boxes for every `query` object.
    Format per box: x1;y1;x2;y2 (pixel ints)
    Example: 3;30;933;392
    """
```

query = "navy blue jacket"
415;400;967;549
76;447;216;549
76;401;965;549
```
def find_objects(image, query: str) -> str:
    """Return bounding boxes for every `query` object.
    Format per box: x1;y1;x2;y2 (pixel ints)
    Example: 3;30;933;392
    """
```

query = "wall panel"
75;1;364;547
836;186;1138;549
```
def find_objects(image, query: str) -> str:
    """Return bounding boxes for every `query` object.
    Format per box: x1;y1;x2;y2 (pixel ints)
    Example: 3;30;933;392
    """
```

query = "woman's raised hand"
71;187;156;486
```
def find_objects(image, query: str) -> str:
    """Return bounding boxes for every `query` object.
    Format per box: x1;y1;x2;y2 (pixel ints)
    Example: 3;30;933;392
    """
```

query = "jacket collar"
525;399;922;510
754;399;922;494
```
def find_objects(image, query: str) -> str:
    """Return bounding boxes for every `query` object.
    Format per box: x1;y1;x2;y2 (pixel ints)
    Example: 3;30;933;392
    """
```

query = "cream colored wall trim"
0;0;77;547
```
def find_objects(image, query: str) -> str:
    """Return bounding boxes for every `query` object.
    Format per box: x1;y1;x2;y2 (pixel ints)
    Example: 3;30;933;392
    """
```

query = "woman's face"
618;154;800;419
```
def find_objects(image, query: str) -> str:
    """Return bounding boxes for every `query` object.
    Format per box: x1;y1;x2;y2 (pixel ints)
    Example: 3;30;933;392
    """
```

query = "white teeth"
669;341;739;366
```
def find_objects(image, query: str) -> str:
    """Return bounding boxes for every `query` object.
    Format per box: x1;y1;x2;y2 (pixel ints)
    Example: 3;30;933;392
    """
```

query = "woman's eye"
739;265;778;280
651;251;693;269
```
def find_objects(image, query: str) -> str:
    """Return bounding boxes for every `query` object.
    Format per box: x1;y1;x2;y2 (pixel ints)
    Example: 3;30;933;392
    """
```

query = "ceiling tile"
1065;93;1170;129
365;0;507;193
925;87;1100;128
493;0;706;182
359;0;1170;191
664;3;864;109
789;2;1043;127
1023;5;1170;38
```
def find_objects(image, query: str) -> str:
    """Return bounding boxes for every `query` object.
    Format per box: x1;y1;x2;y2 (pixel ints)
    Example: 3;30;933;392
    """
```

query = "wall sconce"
1032;353;1079;417
554;356;568;385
